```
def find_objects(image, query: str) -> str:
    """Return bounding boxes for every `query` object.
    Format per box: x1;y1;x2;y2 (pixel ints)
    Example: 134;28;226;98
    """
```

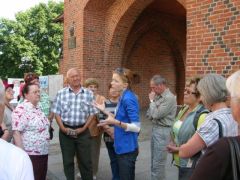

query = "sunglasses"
184;88;197;95
114;68;129;82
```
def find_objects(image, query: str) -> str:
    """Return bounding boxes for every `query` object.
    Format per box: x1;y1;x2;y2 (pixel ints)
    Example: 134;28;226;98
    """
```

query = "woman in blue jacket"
96;67;140;180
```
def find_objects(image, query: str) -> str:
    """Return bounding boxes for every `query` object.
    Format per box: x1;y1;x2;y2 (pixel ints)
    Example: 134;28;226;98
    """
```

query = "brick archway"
81;0;186;99
122;8;186;106
61;0;186;105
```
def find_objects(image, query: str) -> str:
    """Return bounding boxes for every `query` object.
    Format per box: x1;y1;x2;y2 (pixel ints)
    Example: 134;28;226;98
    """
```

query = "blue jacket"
114;89;140;154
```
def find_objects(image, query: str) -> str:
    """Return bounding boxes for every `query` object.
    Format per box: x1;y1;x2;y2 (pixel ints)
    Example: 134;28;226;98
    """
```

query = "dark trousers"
179;167;194;180
117;149;138;180
59;129;93;180
105;141;120;180
29;154;48;180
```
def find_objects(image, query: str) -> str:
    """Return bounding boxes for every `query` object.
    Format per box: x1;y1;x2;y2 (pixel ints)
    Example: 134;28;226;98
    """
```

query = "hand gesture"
166;143;179;153
149;91;156;102
98;115;116;127
93;100;105;111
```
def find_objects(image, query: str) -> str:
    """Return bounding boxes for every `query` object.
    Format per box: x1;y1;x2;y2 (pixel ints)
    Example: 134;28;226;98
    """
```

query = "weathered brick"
60;0;240;106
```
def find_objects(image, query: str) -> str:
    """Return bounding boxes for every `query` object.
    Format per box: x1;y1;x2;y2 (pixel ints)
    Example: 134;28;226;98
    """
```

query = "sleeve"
149;96;176;119
190;139;230;180
19;152;34;180
51;91;61;115
124;95;140;123
88;93;99;116
11;106;28;132
197;113;208;130
197;118;219;147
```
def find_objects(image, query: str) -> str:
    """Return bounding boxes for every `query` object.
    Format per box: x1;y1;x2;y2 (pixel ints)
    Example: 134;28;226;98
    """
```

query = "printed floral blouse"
12;100;50;155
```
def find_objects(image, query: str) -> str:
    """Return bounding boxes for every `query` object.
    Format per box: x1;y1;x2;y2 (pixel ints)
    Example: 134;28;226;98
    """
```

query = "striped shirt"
52;86;98;126
197;108;238;149
99;99;118;142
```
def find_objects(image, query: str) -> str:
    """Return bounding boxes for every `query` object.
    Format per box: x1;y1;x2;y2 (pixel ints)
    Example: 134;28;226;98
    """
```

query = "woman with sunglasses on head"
94;68;140;180
167;77;208;180
178;74;238;167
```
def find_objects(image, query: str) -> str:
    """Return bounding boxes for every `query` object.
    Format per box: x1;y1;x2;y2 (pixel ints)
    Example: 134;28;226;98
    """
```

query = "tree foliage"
0;1;63;78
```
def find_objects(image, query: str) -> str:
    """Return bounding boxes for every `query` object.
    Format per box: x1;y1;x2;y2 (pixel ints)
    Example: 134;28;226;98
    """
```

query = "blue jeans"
105;141;120;180
179;167;194;180
117;149;138;180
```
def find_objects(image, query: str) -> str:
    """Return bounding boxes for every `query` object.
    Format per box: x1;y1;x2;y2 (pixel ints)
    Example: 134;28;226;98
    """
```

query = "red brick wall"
123;9;186;107
186;0;240;78
60;0;187;107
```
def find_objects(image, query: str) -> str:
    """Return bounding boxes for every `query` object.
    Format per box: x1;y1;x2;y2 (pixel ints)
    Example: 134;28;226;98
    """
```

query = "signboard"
39;76;49;89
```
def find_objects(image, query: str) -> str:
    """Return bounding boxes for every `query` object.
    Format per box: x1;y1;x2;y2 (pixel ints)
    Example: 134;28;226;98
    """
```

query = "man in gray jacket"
147;75;177;180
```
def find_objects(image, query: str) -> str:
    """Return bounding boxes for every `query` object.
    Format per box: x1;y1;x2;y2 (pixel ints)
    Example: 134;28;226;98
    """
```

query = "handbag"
49;121;54;140
227;137;240;180
88;115;102;137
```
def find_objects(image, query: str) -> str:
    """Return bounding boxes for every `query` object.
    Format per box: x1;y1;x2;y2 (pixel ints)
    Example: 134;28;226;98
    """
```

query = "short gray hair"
226;70;240;100
0;79;4;104
197;74;228;106
151;75;167;85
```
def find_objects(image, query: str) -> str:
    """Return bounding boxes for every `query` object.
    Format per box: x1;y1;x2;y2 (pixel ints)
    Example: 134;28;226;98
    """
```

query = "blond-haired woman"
95;68;140;180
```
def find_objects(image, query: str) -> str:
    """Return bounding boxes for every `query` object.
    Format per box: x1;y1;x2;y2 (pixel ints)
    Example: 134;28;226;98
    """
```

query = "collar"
23;99;40;109
161;88;170;97
68;86;84;94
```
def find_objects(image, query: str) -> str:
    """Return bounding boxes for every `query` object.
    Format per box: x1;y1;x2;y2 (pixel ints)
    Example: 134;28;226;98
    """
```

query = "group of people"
164;73;240;180
52;67;140;180
0;72;52;180
0;67;240;180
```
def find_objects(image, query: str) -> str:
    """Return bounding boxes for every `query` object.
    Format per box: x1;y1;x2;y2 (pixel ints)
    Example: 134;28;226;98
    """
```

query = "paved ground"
47;110;178;180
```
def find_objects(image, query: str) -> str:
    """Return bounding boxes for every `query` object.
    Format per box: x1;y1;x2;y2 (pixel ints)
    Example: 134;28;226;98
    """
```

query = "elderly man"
0;79;34;180
52;68;98;180
147;75;177;180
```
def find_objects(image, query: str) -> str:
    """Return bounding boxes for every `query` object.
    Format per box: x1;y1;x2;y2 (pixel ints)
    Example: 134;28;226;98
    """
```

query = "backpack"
192;105;209;130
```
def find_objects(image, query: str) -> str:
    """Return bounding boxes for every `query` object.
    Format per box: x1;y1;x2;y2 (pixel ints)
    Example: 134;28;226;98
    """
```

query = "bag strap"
227;138;240;180
232;138;240;176
191;118;222;168
213;118;223;138
193;106;209;131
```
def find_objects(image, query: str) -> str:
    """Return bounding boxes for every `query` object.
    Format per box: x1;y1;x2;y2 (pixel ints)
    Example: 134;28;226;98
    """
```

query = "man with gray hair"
52;68;98;180
0;79;34;180
147;75;177;180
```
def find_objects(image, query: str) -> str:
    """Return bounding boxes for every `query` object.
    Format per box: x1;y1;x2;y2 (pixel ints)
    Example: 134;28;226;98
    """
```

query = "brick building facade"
59;0;240;108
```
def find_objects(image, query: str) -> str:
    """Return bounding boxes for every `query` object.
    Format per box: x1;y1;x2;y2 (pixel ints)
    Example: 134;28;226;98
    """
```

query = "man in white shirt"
0;79;34;180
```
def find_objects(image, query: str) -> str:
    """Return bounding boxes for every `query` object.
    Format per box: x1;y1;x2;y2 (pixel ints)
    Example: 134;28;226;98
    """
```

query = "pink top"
12;100;50;155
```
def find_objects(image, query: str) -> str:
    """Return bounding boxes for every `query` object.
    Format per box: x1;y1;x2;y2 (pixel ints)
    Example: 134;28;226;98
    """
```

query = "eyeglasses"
29;90;40;95
184;88;197;95
6;89;14;93
114;68;126;75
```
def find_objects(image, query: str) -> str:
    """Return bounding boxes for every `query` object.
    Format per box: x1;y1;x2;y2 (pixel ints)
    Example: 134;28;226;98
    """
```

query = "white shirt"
0;139;34;180
197;108;238;148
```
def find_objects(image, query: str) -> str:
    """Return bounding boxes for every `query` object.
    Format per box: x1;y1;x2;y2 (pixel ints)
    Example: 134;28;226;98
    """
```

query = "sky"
0;0;63;20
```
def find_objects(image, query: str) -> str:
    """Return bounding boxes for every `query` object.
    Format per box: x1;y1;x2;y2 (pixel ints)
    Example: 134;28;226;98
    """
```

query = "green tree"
0;1;63;78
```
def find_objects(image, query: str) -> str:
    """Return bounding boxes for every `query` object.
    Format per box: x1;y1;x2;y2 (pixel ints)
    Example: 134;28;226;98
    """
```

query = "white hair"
0;79;4;104
226;70;240;100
